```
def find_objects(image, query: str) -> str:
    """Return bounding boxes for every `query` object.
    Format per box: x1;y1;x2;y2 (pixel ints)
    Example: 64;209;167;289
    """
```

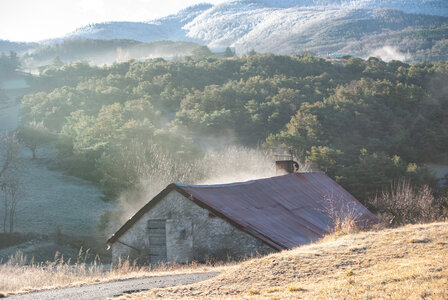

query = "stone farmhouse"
107;171;377;264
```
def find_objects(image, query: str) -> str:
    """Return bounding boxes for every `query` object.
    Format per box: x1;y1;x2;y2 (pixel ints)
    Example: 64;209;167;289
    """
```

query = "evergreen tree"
248;49;257;56
224;47;234;57
191;46;215;59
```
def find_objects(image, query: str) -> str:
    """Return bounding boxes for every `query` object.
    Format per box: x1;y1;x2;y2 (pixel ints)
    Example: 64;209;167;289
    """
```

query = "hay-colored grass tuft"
247;289;260;295
265;287;280;293
288;285;305;292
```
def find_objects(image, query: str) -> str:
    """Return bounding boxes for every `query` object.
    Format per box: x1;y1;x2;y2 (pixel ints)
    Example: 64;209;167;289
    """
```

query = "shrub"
368;180;442;226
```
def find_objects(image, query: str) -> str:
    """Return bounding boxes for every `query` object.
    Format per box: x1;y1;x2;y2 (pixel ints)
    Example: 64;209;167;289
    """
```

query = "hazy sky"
0;0;228;42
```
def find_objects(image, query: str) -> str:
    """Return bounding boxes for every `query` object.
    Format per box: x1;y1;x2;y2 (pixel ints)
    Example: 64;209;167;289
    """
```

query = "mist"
20;40;199;72
367;46;409;62
104;142;315;234
107;146;277;231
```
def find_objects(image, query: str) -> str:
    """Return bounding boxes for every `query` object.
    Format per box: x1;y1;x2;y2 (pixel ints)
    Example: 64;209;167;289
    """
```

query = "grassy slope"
128;222;448;299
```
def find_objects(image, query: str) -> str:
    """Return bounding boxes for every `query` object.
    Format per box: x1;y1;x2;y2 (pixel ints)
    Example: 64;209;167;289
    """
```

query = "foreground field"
0;255;226;297
122;222;448;299
2;222;447;299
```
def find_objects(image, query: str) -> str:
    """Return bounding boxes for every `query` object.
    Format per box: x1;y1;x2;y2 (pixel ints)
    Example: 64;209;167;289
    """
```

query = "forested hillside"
20;54;448;208
20;39;201;70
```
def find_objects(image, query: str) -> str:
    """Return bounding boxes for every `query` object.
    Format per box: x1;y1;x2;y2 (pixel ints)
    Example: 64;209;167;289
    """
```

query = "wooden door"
147;219;167;264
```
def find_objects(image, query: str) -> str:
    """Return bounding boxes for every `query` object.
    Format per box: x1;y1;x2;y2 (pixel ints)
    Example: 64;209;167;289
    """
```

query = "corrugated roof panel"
177;172;377;249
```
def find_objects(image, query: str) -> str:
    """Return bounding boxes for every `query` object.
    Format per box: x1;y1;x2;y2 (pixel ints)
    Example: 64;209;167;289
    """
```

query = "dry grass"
120;222;448;299
0;248;229;297
323;193;363;236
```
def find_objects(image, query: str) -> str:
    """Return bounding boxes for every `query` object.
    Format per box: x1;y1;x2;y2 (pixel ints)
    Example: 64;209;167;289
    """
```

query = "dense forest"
19;53;448;212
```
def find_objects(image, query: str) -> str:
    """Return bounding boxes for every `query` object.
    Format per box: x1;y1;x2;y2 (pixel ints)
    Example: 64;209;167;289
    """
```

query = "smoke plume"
368;46;409;62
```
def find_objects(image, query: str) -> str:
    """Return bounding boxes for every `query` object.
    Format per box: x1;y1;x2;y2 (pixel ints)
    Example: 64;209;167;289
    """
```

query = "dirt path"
7;272;219;299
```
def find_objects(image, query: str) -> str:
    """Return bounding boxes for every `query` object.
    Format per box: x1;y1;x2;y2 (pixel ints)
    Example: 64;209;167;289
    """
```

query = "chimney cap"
275;160;299;175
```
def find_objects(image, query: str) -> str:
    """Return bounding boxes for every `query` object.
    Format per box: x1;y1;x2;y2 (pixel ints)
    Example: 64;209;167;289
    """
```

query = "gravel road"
8;272;219;299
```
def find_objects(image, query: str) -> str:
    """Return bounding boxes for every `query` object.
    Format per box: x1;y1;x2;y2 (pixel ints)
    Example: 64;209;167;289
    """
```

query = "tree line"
19;53;448;215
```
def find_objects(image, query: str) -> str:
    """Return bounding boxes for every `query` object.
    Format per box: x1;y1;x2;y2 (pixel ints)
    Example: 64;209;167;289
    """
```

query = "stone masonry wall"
111;190;275;264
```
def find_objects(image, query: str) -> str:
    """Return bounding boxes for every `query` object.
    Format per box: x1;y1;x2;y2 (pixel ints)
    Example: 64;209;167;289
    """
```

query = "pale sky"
0;0;228;42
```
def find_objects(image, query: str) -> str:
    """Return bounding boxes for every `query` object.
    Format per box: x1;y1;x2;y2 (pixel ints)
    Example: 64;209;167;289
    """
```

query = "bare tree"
368;179;441;226
0;132;22;232
1;180;7;232
2;171;22;232
17;121;53;159
0;132;20;178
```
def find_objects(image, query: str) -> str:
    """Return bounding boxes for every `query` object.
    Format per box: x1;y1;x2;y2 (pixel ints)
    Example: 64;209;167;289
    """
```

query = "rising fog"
367;46;409;62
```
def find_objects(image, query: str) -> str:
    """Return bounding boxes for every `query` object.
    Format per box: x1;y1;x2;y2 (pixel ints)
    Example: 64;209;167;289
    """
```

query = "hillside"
20;55;447;204
0;40;37;54
124;222;448;299
56;0;448;61
66;4;212;43
0;88;112;263
21;39;200;69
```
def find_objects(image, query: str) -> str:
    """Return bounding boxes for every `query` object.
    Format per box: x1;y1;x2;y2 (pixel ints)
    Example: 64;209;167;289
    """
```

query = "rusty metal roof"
108;172;378;249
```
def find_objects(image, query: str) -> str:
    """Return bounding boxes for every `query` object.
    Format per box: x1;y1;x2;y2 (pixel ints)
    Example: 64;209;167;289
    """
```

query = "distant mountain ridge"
0;40;38;53
62;0;448;42
2;0;448;62
65;4;213;44
234;0;448;15
55;0;448;60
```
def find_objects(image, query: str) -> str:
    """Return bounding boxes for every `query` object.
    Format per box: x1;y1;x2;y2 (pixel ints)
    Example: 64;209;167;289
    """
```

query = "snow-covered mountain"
239;0;448;15
40;0;448;59
182;1;448;54
64;4;212;43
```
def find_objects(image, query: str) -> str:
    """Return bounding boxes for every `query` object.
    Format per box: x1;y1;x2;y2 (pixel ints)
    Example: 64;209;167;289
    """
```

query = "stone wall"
111;190;275;264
